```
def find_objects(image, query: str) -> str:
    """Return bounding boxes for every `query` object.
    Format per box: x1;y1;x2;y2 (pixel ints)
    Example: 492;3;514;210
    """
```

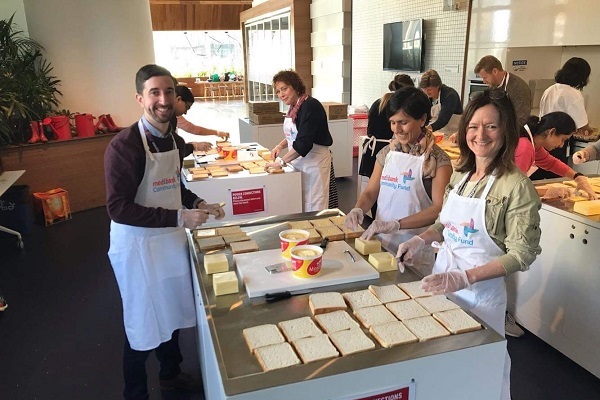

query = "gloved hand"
197;201;226;220
192;142;212;152
421;270;471;295
360;220;400;240
572;150;590;165
541;186;571;200
395;235;425;272
344;208;364;231
181;209;210;229
574;175;599;200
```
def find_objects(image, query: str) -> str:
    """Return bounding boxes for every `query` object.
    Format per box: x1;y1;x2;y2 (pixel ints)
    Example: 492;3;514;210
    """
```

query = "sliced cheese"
213;271;239;296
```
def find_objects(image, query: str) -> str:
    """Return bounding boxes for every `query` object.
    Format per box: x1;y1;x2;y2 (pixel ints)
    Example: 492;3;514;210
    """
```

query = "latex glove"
395;236;425;272
197;201;226;220
572;150;590;165
574;175;598;200
361;220;400;240
448;132;458;143
192;142;212;152
216;130;229;140
542;186;571;200
344;208;364;231
421;270;471;295
181;209;210;229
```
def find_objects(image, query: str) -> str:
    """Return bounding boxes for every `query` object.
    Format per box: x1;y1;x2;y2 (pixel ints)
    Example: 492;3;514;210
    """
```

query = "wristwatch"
573;172;585;179
279;158;286;167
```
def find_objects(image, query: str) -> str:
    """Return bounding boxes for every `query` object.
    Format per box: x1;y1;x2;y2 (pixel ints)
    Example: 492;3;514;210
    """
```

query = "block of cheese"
386;299;430;321
328;215;347;226
433;309;482;334
230;240;259;254
343;289;382;310
403;315;450;342
398;281;432;299
287;220;313;230
306;228;322;244
315;225;345;241
338;224;365;240
369;320;418;348
213;271;238;296
243;323;285;353
196;236;226;252
310;218;335;228
216;226;242;235
354;304;398;329
329;328;375;356
203;253;229;274
278;316;322;342
573;200;600;216
309;292;347;315
415;295;461;314
292;334;339;363
314;310;359;334
255;342;300;371
354;238;382;255
368;284;409;304
368;252;397;272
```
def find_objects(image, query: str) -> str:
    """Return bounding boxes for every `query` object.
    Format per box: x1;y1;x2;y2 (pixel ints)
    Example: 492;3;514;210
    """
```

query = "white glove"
181;209;210;229
421;270;471;294
360;220;400;240
572;150;590;165
574;175;599;200
344;208;364;231
197;201;226;220
542;186;571;200
395;236;425;272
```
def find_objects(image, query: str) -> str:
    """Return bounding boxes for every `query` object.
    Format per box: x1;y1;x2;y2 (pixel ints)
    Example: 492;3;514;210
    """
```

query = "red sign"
354;386;411;400
231;188;265;215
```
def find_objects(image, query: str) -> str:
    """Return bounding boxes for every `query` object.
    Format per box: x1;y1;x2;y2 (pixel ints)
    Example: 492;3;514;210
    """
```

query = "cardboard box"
248;101;280;115
322;102;348;120
249;112;285;125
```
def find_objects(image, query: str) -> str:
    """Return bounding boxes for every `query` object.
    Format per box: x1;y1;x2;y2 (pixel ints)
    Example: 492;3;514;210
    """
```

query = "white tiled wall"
351;0;469;108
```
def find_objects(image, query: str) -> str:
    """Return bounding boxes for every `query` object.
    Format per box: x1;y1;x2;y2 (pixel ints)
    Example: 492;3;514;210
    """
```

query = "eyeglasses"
469;88;507;101
185;102;194;111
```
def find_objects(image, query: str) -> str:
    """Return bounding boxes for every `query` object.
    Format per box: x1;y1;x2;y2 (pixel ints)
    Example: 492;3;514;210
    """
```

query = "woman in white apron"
514;112;597;199
346;86;452;276
398;89;542;400
419;69;463;135
266;70;333;212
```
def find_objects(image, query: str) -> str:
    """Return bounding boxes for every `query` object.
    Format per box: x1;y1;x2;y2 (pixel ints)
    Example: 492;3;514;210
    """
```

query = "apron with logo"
376;150;435;276
108;120;195;351
284;116;331;212
432;172;511;400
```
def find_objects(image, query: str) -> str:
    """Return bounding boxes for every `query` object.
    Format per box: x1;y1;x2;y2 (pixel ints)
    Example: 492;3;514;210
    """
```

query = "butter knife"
265;289;313;303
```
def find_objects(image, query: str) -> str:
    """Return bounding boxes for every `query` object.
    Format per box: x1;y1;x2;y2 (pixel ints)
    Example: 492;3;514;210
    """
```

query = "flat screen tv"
383;19;424;72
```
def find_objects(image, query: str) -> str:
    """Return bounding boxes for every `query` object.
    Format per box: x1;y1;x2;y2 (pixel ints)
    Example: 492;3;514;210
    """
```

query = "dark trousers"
123;330;182;400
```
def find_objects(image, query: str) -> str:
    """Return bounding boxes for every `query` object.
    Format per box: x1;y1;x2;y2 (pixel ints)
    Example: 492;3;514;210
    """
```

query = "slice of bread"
328;215;347;225
278;316;322;342
309;292;347;315
287;220;313;230
329;328;376;356
243;324;285;353
402;315;451;342
354;305;398;329
337;224;365;240
255;342;301;371
306;228;322;244
292;334;339;363
398;281;432;299
310;218;335;228
314;310;359;334
194;228;217;239
368;284;410;304
415;295;461;314
230;240;259;254
385;299;430;321
222;232;251;245
315;225;345;241
369;320;419;348
432;309;482;334
196;236;226;252
343;289;382;310
216;226;242;235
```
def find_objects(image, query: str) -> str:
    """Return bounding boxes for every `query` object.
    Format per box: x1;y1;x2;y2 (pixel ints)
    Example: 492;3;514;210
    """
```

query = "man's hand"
181;209;210;229
216;130;230;140
572;150;590;165
192;142;212;152
197;202;225;220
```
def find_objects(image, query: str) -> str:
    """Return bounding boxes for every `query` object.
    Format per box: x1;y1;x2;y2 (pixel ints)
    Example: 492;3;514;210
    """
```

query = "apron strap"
363;136;390;156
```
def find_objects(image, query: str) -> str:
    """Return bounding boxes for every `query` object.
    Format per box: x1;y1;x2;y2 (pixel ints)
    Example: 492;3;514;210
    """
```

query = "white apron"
376;150;434;276
284;116;331;212
430;98;461;135
430;98;441;123
432;172;511;400
524;125;539;177
108;120;195;351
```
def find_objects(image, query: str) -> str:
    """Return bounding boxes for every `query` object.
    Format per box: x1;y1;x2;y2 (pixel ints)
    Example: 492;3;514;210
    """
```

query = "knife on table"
265;289;313;303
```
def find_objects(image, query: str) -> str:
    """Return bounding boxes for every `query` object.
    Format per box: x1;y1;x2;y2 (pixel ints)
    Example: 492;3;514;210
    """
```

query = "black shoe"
159;372;203;392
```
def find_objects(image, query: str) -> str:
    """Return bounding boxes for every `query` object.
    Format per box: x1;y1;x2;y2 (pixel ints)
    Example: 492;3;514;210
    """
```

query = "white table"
0;170;26;248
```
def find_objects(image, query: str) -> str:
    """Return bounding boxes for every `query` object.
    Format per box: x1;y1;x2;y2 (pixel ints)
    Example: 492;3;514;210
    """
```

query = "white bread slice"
343;289;382;310
328;215;347;225
337;224;365;240
314;310;359;334
310;218;335;227
243;324;285;353
403;315;451;342
278;317;322;342
329;328;376;356
255;342;301;371
309;292;347;315
369;320;419;348
398;281;433;299
292;334;339;363
415;295;461;314
315;225;345;241
194;228;217;239
433;309;482;334
287;220;313;230
368;284;409;304
386;299;430;321
354;305;398;329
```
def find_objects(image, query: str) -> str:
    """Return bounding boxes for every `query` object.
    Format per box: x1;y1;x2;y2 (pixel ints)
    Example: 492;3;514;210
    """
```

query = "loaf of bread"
203;253;229;274
402;315;450;342
369;320;418;348
309;292;347;315
415;295;461;314
354;305;398;329
255;342;301;371
432;309;482;334
314;310;359;334
368;284;409;304
329;328;375;356
385;299;430;321
243;324;285;353
354;238;382;255
343;289;382;310
278;316;322;342
292;334;339;363
398;281;432;299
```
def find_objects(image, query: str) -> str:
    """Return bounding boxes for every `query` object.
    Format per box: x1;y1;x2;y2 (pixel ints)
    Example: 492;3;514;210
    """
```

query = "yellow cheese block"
368;252;396;272
355;238;382;255
203;253;229;274
573;200;600;216
213;271;239;296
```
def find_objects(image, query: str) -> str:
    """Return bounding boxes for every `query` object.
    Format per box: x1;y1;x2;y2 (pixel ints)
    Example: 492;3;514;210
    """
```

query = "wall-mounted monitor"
383;19;425;72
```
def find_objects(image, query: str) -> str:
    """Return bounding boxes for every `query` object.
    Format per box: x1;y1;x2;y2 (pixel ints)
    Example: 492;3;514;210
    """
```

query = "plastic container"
350;114;369;157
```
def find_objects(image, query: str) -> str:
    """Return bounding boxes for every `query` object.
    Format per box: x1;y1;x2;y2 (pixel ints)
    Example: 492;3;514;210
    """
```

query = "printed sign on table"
340;381;415;400
231;187;265;215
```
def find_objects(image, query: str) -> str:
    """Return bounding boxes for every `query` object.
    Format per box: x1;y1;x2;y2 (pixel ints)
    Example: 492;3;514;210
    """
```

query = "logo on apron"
444;217;479;246
381;169;414;191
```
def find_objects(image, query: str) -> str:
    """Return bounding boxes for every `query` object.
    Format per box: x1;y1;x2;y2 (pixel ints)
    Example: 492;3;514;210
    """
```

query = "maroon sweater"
104;121;200;227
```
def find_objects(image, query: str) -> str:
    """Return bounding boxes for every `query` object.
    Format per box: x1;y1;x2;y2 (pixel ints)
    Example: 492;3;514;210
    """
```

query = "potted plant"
0;14;62;146
198;71;209;81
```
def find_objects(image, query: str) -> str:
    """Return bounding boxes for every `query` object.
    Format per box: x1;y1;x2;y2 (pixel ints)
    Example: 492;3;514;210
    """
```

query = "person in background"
173;85;229;156
397;89;541;400
266;70;334;212
516;112;597;200
535;57;592;180
359;74;414;217
418;69;463;133
573;138;600;165
346;86;452;275
104;64;225;400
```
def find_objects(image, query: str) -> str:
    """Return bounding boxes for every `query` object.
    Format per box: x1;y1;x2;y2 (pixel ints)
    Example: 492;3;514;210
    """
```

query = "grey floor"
1;100;599;400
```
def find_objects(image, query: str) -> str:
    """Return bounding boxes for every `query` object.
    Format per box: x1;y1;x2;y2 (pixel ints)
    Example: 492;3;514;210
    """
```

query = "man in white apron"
419;69;462;135
105;64;224;400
